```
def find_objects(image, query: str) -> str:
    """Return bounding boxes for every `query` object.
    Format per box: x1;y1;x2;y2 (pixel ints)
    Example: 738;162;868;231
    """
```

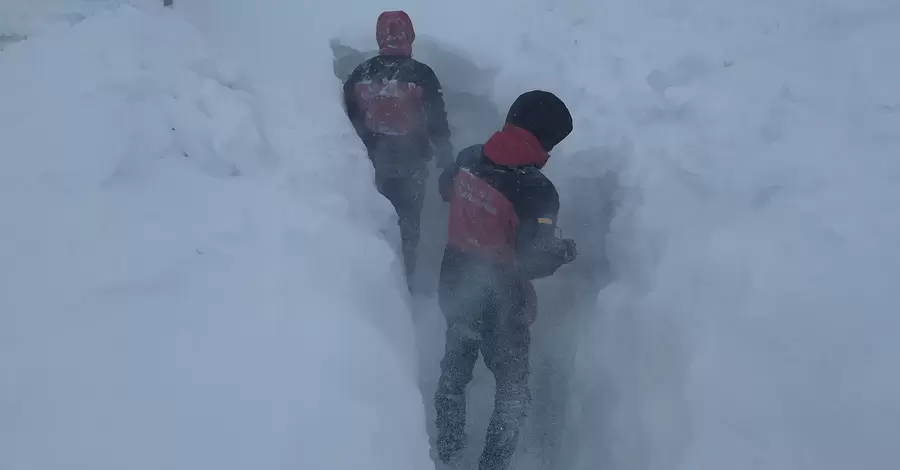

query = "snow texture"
2;1;899;470
1;2;427;470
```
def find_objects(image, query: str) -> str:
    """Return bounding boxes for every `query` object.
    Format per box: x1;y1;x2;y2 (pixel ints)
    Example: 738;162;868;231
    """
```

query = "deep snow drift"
548;3;900;470
3;1;900;470
1;3;430;470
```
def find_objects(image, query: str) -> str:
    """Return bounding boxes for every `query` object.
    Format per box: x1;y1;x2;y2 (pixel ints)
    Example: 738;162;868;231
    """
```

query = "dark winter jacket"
343;11;451;176
438;91;575;324
440;128;573;280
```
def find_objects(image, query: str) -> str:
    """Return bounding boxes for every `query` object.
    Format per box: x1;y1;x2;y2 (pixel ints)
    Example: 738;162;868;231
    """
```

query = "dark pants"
375;172;426;277
435;256;533;470
365;135;431;278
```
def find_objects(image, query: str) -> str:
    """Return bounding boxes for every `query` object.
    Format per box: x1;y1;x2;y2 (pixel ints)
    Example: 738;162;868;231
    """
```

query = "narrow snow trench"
331;38;622;470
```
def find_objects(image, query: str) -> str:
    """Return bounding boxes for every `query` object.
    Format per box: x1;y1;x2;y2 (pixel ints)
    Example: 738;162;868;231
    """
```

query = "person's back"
342;10;452;279
344;53;449;174
434;90;577;470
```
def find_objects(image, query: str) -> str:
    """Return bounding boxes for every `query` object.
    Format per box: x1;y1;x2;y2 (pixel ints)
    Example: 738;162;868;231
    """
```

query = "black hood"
505;90;573;152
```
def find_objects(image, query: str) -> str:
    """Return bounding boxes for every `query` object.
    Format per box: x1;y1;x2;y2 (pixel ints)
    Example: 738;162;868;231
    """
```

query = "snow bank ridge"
1;4;431;470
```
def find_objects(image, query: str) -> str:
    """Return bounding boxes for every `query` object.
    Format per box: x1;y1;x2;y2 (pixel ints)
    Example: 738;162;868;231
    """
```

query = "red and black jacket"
343;55;450;148
342;12;450;156
441;125;571;280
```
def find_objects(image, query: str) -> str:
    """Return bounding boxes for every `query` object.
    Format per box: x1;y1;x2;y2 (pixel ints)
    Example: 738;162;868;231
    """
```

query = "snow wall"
1;1;429;470
2;1;899;470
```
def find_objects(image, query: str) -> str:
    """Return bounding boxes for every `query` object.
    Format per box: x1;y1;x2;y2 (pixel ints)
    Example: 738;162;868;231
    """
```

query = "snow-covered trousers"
374;170;426;277
434;259;532;470
367;135;430;278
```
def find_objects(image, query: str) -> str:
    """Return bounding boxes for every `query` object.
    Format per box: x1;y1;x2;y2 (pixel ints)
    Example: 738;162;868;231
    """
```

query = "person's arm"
515;178;577;280
342;64;372;142
419;64;453;166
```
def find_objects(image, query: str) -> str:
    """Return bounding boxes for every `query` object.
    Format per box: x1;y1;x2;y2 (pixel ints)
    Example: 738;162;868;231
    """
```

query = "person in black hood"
343;10;453;280
433;90;577;470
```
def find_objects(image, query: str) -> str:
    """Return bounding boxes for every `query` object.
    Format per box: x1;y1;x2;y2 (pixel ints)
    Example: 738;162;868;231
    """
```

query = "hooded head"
376;11;415;56
484;90;573;168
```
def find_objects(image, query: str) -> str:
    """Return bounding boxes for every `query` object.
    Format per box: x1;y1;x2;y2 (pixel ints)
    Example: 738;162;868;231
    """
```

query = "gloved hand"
434;140;454;170
561;238;578;264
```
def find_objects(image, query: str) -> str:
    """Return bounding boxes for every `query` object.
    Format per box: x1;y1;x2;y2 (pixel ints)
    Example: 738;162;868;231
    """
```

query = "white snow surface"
2;1;900;470
1;2;427;470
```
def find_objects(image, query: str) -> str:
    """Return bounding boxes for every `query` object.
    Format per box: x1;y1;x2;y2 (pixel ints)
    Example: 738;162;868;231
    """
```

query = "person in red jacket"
343;11;453;280
434;90;578;469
